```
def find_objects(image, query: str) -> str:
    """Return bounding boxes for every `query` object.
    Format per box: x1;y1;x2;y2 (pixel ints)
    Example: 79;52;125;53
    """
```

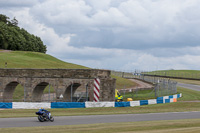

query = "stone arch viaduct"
0;69;116;102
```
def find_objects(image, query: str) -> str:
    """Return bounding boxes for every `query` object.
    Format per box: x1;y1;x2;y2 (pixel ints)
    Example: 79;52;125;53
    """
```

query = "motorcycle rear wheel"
38;115;45;122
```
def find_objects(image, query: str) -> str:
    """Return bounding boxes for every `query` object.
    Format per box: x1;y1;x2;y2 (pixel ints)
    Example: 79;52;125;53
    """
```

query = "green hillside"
0;50;87;69
152;70;200;74
144;70;200;79
0;50;136;93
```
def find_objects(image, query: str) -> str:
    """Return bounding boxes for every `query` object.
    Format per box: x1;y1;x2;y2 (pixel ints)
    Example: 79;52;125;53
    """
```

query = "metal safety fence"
111;70;177;100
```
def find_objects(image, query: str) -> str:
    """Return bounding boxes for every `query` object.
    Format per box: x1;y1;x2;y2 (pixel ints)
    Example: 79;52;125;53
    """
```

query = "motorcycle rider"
39;108;50;119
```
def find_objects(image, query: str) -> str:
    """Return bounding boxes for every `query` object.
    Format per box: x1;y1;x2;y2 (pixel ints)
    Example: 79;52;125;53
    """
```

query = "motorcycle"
35;110;54;122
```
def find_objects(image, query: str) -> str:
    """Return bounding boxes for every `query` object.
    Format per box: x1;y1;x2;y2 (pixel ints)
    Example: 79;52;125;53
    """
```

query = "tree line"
0;14;47;53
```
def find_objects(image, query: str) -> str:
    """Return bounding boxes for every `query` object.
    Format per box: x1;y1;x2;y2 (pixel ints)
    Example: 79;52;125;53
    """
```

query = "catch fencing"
111;70;177;100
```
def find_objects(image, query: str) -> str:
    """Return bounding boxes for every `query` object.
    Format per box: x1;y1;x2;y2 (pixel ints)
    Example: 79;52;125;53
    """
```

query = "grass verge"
0;119;200;133
177;87;200;101
111;75;137;89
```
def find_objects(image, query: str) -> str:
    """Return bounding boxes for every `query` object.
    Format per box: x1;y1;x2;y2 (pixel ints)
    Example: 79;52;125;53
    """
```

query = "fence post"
24;84;26;102
86;83;88;101
154;84;157;98
71;83;73;102
48;84;50;102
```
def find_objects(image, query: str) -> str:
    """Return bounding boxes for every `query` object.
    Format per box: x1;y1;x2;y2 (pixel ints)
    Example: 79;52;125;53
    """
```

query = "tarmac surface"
0;111;200;128
177;82;200;91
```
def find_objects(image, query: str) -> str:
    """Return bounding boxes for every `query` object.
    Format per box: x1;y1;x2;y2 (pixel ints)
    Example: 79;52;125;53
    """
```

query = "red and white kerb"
94;78;100;102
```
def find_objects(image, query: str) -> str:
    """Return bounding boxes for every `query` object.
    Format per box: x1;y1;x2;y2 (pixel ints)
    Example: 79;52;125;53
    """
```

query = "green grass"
177;87;200;101
111;75;137;89
13;84;24;101
0;119;200;133
173;78;200;85
0;51;87;69
122;89;156;100
144;70;200;79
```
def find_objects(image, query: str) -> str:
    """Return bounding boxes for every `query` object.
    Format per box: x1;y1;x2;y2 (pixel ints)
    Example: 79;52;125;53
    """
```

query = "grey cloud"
28;0;200;51
146;46;200;58
0;0;39;8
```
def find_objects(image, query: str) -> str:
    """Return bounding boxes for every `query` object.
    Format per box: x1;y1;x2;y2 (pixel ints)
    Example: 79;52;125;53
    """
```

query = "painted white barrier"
148;99;157;105
13;102;51;109
173;94;177;98
130;101;140;107
170;99;174;103
85;101;114;108
163;96;169;103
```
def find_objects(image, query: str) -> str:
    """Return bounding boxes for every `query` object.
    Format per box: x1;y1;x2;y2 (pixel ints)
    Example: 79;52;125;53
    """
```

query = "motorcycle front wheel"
50;116;54;122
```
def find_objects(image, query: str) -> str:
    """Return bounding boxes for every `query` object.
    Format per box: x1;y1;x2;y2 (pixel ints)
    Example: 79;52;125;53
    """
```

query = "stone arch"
32;82;49;102
64;83;81;102
3;81;19;102
41;83;56;102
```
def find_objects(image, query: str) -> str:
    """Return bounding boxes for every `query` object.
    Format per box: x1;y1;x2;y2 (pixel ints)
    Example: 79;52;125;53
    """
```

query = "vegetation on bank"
0;50;87;69
111;75;137;89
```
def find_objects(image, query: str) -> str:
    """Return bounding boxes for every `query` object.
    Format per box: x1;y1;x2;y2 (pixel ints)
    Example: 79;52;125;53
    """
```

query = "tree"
0;14;47;53
0;14;9;24
11;17;18;26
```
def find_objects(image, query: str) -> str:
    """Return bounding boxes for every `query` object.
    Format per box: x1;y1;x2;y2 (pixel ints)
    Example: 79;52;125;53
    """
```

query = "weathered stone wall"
0;69;110;78
0;69;115;102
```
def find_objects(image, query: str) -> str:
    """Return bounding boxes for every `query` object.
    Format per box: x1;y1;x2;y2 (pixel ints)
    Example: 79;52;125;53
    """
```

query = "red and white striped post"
94;78;100;102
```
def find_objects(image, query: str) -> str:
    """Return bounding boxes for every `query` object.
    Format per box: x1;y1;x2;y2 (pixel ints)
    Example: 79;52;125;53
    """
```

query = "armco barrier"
0;93;182;109
0;102;12;108
115;102;130;107
51;102;85;108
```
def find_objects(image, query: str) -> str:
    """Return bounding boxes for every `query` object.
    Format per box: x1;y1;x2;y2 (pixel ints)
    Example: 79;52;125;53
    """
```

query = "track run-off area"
0;112;200;128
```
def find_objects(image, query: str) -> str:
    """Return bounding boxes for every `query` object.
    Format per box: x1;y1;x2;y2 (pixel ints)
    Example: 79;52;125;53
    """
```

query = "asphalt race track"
0;112;200;128
177;83;200;91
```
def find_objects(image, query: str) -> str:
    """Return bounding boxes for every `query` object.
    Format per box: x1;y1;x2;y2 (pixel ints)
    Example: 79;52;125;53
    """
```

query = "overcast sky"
1;0;200;71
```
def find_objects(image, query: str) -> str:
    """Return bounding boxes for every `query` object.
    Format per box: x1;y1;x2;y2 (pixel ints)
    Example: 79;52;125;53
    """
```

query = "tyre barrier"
0;93;182;109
